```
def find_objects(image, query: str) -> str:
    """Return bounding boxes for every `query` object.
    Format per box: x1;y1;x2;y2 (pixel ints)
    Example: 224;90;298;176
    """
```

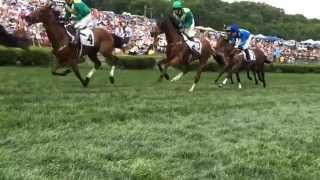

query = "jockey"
64;0;91;45
226;24;253;61
172;1;196;41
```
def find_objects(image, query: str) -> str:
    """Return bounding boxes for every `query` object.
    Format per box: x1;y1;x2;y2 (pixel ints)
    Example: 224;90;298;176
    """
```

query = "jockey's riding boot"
72;29;80;46
244;49;251;62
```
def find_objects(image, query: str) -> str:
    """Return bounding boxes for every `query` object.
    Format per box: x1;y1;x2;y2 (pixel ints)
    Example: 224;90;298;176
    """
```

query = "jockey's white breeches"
241;35;253;50
75;14;92;29
183;21;195;38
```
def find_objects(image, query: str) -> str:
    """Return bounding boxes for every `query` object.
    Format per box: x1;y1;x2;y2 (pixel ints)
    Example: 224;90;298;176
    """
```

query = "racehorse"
0;24;31;49
24;3;123;87
151;15;219;92
213;34;271;88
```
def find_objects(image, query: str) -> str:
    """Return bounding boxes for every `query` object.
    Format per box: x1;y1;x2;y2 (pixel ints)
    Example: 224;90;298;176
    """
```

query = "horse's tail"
112;34;124;49
0;26;31;49
264;58;273;64
214;54;225;66
206;38;225;66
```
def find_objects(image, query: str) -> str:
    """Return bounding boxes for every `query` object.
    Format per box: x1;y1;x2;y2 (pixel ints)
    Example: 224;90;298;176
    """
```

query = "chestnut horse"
0;24;31;49
151;16;219;92
214;34;271;88
25;4;123;87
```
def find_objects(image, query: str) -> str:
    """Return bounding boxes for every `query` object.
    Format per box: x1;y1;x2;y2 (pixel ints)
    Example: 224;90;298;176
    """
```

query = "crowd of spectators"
1;0;320;63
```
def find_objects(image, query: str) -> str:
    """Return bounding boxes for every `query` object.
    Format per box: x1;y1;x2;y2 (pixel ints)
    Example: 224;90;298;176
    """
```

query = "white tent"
255;34;266;39
301;39;315;44
195;26;215;32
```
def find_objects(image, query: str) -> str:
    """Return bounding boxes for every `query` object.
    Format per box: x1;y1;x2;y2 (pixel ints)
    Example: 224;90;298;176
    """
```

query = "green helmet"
173;1;183;10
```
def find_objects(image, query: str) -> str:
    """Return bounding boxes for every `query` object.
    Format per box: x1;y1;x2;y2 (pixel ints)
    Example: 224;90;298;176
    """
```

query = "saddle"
65;25;95;47
181;33;202;62
241;49;256;62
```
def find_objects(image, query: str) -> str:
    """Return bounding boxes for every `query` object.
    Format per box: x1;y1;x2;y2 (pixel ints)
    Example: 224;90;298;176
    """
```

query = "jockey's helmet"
226;24;239;33
173;1;183;10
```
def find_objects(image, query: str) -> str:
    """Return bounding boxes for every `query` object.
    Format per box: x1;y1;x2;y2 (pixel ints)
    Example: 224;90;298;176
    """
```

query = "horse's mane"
0;24;6;34
157;14;184;42
0;24;30;48
168;13;180;30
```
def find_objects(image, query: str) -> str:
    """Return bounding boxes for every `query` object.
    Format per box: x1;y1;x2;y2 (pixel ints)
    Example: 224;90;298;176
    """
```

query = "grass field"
0;66;320;180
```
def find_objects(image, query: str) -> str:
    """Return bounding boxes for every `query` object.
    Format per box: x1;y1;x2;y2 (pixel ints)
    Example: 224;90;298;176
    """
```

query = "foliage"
0;46;53;66
2;47;320;73
84;0;320;40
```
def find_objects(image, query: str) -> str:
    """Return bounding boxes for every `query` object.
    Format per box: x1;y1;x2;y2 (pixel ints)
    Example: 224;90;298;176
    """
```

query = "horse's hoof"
109;76;115;84
164;74;170;80
63;69;71;75
218;84;223;88
214;80;218;84
81;78;89;88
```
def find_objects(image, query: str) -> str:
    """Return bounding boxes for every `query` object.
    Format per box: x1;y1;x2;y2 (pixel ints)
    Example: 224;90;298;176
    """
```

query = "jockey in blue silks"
226;24;253;61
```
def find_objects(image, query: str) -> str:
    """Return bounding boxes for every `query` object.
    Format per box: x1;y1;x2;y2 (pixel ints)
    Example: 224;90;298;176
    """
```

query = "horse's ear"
221;32;227;38
47;0;54;8
223;24;227;31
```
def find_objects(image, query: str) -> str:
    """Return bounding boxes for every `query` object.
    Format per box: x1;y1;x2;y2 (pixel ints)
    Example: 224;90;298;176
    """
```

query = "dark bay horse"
0;24;31;49
151;16;218;92
214;34;271;88
25;4;123;87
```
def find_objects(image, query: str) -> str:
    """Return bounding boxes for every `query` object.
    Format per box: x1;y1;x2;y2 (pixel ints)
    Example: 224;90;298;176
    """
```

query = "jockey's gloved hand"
178;23;184;29
64;4;73;12
58;17;70;24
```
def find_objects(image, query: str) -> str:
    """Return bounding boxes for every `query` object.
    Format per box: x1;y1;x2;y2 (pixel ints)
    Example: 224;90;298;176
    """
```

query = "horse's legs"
107;55;119;84
230;73;234;84
247;69;253;81
261;70;266;88
70;59;87;87
157;59;169;81
230;63;242;89
253;70;259;85
236;72;242;89
215;66;228;84
51;62;72;76
85;53;102;86
171;65;189;82
189;59;208;92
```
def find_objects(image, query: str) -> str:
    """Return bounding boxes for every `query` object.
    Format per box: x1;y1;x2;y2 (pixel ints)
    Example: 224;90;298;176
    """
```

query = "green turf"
0;66;320;180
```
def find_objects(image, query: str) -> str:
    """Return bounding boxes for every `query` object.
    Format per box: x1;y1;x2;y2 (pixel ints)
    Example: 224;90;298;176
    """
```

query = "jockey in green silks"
64;0;91;45
172;0;201;57
172;1;196;40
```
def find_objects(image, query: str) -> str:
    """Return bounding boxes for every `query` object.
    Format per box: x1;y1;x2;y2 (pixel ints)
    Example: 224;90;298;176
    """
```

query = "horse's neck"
164;22;181;44
43;22;68;49
217;39;235;56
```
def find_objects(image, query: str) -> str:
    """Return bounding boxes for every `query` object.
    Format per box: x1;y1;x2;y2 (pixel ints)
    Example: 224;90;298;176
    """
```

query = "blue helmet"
226;24;239;33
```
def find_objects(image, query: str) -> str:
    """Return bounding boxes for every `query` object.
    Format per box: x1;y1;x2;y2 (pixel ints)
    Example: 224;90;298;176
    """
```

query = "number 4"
87;34;93;44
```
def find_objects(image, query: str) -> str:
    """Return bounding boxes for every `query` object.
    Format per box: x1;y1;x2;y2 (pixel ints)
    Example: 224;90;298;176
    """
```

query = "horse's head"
151;14;180;37
216;32;235;50
25;3;60;25
150;21;162;38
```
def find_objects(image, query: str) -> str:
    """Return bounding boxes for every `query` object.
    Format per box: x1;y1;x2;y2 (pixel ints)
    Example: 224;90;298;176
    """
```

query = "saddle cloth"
182;34;202;54
79;28;95;47
241;49;256;61
66;27;95;47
